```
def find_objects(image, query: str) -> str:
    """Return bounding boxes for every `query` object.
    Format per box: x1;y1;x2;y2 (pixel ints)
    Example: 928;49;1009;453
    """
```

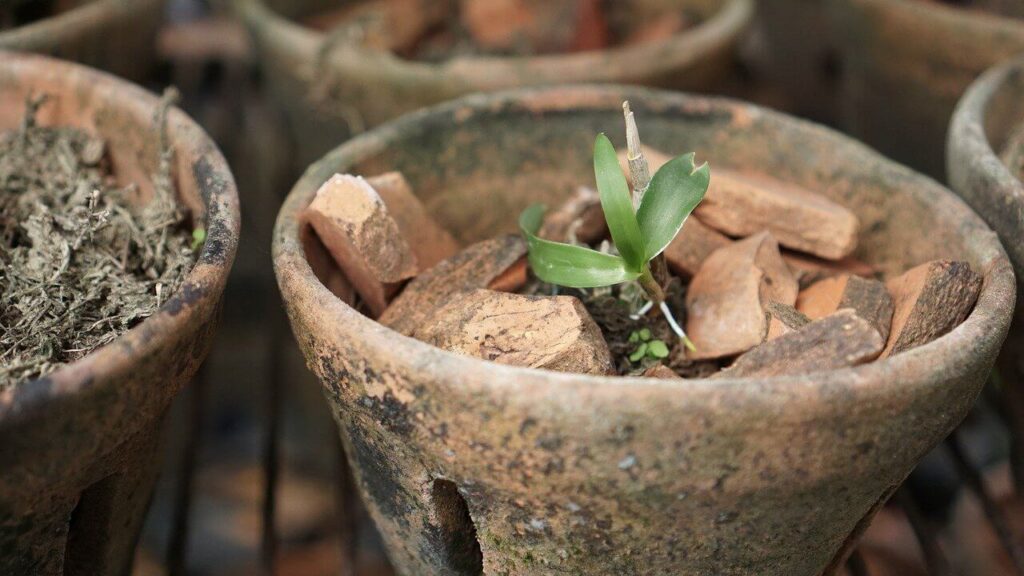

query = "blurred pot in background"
232;0;753;170
830;0;1024;180
0;53;239;576
0;0;163;81
742;0;841;124
948;54;1024;495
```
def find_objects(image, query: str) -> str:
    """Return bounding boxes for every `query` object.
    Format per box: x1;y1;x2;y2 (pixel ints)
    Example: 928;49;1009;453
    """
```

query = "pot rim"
0;52;241;421
235;0;753;76
273;84;1014;402
0;0;160;46
843;0;1024;30
948;54;1024;278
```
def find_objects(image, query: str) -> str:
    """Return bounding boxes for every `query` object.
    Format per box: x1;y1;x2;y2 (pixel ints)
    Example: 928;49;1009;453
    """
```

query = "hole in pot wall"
63;473;118;576
430;478;483;575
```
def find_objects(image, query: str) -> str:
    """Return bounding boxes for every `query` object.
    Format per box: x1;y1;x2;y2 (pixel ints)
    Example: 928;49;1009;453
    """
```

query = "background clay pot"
829;0;1024;180
0;0;163;82
743;0;840;124
948;55;1024;494
234;0;753;170
0;52;239;576
274;85;1015;575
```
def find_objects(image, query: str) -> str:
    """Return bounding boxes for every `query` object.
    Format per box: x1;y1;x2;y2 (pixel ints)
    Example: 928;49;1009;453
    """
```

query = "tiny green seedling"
191;227;207;252
519;102;710;350
627;328;670;363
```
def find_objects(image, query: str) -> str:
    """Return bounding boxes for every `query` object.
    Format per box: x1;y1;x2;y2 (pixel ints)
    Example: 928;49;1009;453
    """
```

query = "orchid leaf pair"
519;133;710;293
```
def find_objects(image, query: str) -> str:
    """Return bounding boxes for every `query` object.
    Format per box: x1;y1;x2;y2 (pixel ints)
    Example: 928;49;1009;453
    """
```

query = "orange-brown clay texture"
0;53;239;576
273;86;1014;575
232;0;754;167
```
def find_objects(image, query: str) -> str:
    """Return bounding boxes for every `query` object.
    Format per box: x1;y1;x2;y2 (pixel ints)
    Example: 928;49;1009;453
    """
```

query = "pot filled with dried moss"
0;53;239;575
0;0;163;81
829;0;1024;179
274;85;1014;575
233;0;753;169
948;54;1024;495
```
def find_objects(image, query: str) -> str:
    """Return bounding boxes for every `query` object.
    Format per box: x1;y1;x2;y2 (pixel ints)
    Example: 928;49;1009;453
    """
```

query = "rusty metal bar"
894;486;953;576
946;432;1024;575
166;367;206;576
845;548;869;576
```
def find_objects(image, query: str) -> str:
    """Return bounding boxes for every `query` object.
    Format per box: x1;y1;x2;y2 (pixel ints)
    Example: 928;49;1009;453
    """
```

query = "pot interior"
302;90;984;290
266;0;722;58
0;62;204;226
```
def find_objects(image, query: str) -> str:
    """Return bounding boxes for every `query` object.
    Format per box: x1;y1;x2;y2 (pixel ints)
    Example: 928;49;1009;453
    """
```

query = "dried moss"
0;93;197;387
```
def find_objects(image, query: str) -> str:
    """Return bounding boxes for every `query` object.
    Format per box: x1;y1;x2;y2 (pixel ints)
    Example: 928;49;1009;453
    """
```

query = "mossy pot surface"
948;54;1024;492
234;0;753;168
829;0;1024;179
273;85;1014;575
0;53;240;576
0;0;163;81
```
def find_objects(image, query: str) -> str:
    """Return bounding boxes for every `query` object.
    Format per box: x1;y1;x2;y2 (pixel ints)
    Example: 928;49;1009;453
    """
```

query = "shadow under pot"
948;54;1024;497
828;0;1024;180
0;0;163;82
233;0;754;170
272;85;1015;575
0;53;240;575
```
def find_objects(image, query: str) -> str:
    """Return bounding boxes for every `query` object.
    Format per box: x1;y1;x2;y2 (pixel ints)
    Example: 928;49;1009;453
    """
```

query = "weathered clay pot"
0;0;163;81
0;53;239;575
273;85;1014;575
829;0;1024;179
234;0;753;168
948;55;1024;492
745;0;840;123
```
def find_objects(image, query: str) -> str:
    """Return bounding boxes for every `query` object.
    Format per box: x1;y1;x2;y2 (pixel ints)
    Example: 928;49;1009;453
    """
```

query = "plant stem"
623;101;650;209
638;265;665;304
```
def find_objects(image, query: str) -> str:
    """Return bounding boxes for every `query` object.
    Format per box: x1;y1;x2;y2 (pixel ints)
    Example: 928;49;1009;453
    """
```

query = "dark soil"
0;93;198;387
0;0;80;31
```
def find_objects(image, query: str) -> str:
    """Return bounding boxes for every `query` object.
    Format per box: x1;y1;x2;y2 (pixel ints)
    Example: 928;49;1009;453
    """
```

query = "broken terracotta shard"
366;171;460;271
538;186;608;245
417;288;614;375
765;301;811;341
624;146;859;260
882;260;982;358
380;234;528;336
642;364;682;379
303;174;417;316
685;231;799;359
797;275;894;339
715;310;884;379
782;251;878;288
663;216;732;278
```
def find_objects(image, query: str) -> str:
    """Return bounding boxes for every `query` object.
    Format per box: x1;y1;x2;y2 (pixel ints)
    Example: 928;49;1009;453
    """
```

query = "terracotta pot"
829;0;1024;180
745;0;840;124
234;0;753;169
948;55;1024;492
0;53;239;575
273;85;1014;575
0;0;163;82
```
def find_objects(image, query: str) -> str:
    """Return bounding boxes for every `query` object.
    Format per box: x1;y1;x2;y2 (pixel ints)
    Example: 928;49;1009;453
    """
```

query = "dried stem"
623;101;650;209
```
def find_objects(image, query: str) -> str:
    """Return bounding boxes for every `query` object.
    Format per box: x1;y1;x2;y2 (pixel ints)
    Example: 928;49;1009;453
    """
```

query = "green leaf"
594;133;645;271
519;204;640;288
629;343;648;363
628;331;640;344
638;327;651;341
636;152;710;261
647;340;670;359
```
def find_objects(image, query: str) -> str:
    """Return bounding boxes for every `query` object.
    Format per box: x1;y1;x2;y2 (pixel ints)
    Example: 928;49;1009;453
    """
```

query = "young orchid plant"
519;102;710;350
